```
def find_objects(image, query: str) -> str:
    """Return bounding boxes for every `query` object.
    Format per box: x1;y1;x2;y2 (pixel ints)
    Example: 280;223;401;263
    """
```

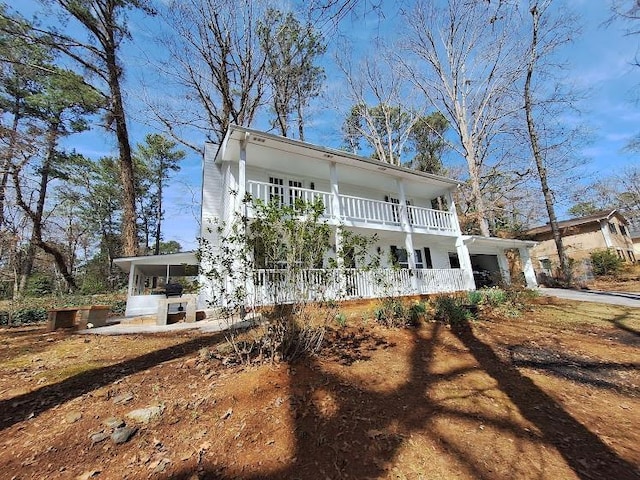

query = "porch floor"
76;316;255;335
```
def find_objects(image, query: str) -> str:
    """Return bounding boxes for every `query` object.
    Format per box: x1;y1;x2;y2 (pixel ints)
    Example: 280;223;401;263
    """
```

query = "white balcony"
247;180;456;233
248;268;469;306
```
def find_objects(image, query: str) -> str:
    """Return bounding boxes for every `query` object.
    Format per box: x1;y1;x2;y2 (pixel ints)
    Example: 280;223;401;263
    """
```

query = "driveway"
539;288;640;308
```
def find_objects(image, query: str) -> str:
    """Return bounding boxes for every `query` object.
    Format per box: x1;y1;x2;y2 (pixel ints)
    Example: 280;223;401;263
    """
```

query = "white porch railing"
248;268;469;306
247;180;334;216
246;180;456;232
340;194;399;226
408;205;454;231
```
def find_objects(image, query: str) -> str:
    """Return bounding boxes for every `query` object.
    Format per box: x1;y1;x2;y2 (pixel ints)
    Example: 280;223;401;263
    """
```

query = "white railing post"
330;162;341;222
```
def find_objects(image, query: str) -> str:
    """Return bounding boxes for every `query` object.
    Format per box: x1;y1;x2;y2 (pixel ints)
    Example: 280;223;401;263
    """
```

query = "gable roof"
524;209;628;237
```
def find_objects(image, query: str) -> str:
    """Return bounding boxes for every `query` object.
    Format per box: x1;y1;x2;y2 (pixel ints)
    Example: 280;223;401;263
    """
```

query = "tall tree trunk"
106;42;138;257
525;4;570;283
0;102;22;230
13;121;77;292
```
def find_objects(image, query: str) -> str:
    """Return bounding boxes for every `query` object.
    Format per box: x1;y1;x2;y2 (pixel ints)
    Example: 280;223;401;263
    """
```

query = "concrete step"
119;315;157;326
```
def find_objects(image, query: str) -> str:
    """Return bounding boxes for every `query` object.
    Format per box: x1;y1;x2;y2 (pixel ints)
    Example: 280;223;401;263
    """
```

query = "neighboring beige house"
524;209;636;278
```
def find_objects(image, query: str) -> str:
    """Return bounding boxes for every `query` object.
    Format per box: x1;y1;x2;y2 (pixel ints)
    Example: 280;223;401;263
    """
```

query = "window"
390;246;409;268
414;249;423;269
385;196;400;223
609;222;618;234
430;196;448;211
616;249;625;260
423;247;433;269
448;252;460;269
288;179;303;206
628;250;635;263
540;258;552;275
269;177;284;204
620;225;628;236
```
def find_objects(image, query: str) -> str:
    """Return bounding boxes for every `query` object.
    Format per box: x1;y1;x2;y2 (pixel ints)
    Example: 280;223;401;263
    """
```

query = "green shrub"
110;300;127;316
433;295;474;325
335;312;347;328
408;301;427;325
467;290;484;306
374;297;420;328
24;274;53;297
11;308;48;325
590;249;623;276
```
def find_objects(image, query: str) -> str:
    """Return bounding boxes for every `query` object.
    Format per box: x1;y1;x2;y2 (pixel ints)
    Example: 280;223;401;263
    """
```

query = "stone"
103;417;125;429
111;426;137;444
89;432;109;444
112;392;134;405
126;405;164;424
65;411;82;424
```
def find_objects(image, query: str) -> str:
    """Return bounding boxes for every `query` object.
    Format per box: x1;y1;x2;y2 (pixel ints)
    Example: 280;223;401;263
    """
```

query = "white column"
397;179;418;294
329;162;341;221
127;263;136;296
238;132;248;213
456;238;476;291
496;251;511;286
334;228;344;269
519;247;538;288
600;220;613;248
397;179;416;270
446;189;462;234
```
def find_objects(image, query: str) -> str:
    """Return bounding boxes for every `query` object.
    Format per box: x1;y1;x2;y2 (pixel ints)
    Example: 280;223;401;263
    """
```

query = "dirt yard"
0;297;639;480
586;263;640;292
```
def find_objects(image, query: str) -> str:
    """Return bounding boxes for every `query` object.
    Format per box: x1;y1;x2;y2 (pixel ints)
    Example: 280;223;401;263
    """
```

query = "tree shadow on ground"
451;321;640;480
0;331;225;431
542;305;640;344
506;344;640;395
609;311;640;338
172;321;639;480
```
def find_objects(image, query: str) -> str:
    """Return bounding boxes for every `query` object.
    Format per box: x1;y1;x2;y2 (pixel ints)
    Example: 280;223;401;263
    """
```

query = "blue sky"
11;1;640;251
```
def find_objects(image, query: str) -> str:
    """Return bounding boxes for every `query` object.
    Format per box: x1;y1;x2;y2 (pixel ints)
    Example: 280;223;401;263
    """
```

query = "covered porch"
114;252;199;318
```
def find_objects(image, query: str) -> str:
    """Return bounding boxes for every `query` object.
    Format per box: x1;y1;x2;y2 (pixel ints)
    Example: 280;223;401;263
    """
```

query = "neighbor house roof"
524;209;627;237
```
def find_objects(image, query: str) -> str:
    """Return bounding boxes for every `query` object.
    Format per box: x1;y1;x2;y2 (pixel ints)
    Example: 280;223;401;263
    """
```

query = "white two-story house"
116;125;537;318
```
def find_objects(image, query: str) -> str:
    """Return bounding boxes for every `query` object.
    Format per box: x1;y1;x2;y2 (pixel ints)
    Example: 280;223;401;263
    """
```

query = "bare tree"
400;0;526;237
337;54;423;165
524;0;582;283
147;0;269;151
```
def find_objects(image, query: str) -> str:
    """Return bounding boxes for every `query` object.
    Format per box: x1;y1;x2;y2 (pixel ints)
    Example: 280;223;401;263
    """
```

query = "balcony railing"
247;268;469;306
247;180;334;216
246;180;455;233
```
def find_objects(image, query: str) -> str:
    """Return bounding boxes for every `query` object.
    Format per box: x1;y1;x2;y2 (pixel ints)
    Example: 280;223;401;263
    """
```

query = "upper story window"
385;196;400;223
609;222;618;234
289;180;303;206
620;225;628;236
269;177;284;204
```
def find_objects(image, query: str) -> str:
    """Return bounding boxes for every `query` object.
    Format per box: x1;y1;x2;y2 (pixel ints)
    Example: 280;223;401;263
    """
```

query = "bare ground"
0;297;639;480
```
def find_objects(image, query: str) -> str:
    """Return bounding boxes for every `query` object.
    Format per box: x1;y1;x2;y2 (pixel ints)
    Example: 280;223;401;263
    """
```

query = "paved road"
539;288;640;308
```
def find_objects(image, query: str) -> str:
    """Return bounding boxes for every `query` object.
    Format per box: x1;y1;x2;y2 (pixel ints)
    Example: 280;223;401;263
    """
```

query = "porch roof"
463;235;537;251
113;251;198;276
